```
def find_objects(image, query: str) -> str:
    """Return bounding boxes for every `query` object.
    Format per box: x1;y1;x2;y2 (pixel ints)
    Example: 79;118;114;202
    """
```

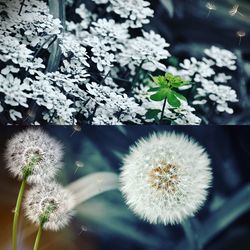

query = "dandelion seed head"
24;183;74;231
5;128;63;184
120;132;212;225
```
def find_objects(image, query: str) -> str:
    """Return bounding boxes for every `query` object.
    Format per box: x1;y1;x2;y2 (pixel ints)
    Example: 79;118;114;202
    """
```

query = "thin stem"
12;178;27;250
33;224;43;250
131;61;144;88
18;0;26;16
160;97;167;122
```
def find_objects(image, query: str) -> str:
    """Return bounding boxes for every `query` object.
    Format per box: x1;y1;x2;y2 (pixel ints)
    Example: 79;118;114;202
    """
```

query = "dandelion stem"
12;178;27;250
160;97;167;122
33;224;43;250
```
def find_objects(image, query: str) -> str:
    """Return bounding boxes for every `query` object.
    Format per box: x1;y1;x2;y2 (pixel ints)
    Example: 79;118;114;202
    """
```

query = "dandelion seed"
236;30;246;45
70;124;82;136
74;161;84;174
120;133;212;225
79;225;88;235
206;2;216;17
229;4;244;17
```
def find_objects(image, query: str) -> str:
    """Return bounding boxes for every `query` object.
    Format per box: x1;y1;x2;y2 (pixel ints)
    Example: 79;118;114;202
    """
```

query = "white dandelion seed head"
5;128;63;184
24;182;74;231
120;132;212;225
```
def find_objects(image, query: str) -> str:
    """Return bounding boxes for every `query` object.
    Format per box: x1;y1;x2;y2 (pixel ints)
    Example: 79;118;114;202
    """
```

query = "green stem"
160;97;167;123
33;224;43;250
12;178;27;250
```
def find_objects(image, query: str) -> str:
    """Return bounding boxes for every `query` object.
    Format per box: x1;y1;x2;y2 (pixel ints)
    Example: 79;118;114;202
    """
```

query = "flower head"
5;128;63;184
120;133;212;225
24;182;74;231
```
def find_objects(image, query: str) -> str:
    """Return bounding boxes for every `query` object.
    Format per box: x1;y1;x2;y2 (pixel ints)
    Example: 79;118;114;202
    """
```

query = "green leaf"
166;91;181;108
148;87;161;92
172;90;187;101
150;89;169;101
145;109;161;119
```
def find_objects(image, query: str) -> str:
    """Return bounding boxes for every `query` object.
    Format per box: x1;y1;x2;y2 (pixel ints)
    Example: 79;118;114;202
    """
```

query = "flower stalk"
33;223;43;250
12;178;27;250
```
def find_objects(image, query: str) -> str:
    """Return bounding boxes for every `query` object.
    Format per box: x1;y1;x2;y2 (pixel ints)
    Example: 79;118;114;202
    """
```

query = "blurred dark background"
0;125;250;250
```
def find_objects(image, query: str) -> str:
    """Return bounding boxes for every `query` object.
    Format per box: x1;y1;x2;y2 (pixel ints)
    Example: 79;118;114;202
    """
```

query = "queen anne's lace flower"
1;0;62;47
107;0;154;28
195;79;238;114
0;74;31;108
5;128;63;184
120;133;212;225
167;47;238;115
59;34;89;67
85;82;146;124
120;31;170;72
24;183;74;231
75;4;93;29
204;46;237;70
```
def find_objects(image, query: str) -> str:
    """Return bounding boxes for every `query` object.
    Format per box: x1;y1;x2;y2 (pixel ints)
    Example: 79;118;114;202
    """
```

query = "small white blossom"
120;31;170;72
107;0;154;28
120;133;212;224
204;46;237;70
195;80;238;114
0;74;31;108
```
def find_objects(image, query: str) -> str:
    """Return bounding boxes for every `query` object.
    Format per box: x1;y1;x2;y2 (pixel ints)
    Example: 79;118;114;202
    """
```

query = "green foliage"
145;109;161;121
149;73;188;108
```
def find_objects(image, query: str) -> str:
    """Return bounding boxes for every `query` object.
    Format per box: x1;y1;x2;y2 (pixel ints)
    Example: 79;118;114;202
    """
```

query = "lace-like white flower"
0;74;31;108
107;0;154;28
1;0;61;47
24;183;74;231
214;73;232;83
59;34;89;67
120;132;212;224
120;31;170;72
75;4;93;29
5;128;63;184
195;79;238;114
90;19;129;51
204;46;237;70
84;19;129;72
86;82;145;124
180;57;215;79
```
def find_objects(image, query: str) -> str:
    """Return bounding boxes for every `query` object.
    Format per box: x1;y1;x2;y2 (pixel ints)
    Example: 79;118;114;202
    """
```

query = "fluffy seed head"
24;182;74;231
5;128;63;184
120;132;212;225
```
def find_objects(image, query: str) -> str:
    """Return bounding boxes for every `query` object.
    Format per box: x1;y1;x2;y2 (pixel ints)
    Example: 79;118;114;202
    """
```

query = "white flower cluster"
167;46;238;115
84;81;146;124
83;18;129;72
92;0;154;28
0;0;239;125
0;0;62;47
120;31;171;73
